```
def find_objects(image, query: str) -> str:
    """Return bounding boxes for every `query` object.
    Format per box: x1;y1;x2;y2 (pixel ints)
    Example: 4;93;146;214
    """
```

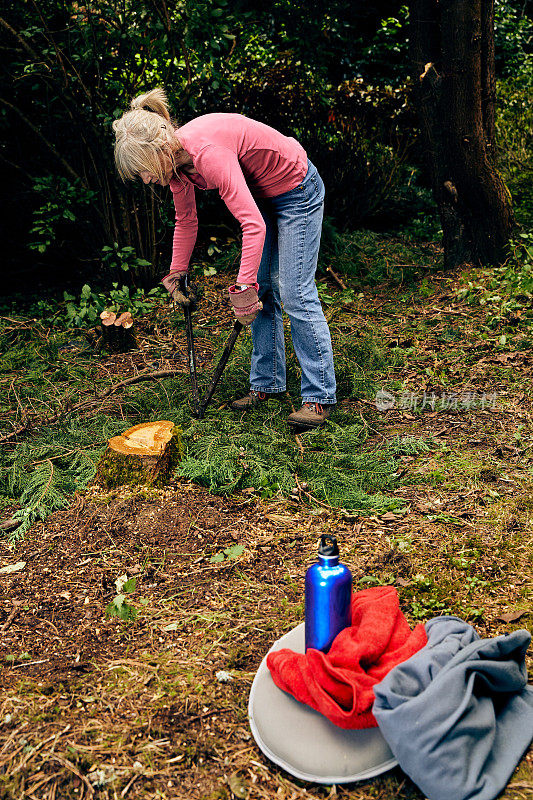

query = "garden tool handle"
197;320;243;419
180;275;201;416
179;274;189;296
177;276;243;419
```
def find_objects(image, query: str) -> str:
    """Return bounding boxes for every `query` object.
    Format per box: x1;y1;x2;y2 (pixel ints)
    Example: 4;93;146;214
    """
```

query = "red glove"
228;283;262;325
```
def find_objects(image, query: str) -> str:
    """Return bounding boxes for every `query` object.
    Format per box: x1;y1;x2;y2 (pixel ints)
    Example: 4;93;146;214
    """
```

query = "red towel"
267;585;427;729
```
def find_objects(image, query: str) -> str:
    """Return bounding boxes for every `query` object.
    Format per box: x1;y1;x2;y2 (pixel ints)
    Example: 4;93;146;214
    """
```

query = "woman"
113;88;336;428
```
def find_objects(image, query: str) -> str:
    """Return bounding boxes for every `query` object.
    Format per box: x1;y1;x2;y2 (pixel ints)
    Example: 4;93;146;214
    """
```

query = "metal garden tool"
179;275;243;419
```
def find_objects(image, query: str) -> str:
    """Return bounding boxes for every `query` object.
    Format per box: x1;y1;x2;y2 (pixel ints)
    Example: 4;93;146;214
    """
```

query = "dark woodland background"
0;0;531;297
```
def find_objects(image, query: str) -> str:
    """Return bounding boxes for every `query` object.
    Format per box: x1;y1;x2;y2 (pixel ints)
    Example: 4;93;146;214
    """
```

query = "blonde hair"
112;88;181;182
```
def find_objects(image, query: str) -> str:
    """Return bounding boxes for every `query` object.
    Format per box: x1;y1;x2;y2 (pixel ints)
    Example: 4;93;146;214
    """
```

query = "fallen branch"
49;755;94;797
325;302;366;324
0;369;182;444
0;517;18;532
293;473;332;511
326;266;347;291
294;434;304;457
96;369;179;400
120;774;141;799
12;659;49;669
1;608;18;631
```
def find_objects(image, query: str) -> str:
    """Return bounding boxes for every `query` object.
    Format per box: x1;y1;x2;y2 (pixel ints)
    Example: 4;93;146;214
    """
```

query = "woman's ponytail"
130;88;171;122
112;87;179;182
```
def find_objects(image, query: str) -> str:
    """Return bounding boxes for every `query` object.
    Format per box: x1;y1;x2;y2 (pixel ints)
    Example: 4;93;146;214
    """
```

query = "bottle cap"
318;534;339;557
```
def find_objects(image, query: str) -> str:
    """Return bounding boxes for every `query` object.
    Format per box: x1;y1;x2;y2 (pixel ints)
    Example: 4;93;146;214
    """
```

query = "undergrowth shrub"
229;53;426;232
0;323;59;373
198;218;441;287
496;78;533;228
496;80;533;175
62;282;166;327
311;133;411;230
204;318;387;404
29;176;97;255
177;411;435;511
506;171;533;229
455;232;533;332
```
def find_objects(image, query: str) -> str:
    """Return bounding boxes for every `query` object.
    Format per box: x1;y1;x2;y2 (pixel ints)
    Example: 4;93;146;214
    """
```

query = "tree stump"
95;421;183;489
96;310;138;352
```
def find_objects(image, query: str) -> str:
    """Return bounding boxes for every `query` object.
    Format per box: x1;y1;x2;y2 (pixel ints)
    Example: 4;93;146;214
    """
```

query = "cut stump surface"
95;421;183;489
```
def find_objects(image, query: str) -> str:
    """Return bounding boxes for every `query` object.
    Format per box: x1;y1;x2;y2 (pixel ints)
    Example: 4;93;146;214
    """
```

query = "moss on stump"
95;421;183;489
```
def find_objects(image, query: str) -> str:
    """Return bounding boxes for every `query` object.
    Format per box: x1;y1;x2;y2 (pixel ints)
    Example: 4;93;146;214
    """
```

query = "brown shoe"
287;402;333;429
230;390;272;411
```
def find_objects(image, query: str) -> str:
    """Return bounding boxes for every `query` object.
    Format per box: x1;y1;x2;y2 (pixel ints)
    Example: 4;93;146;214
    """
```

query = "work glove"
228;283;263;325
161;271;198;308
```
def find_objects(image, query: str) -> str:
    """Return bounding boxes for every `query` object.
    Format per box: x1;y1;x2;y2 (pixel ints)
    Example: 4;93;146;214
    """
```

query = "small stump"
95;421;183;489
97;309;138;352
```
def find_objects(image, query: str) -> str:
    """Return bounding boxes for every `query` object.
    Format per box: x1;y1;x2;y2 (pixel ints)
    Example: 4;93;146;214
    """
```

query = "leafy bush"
354;5;410;87
495;76;533;227
496;80;533;171
2;0;530;293
63;282;165;328
58;240;168;327
495;2;533;83
105;577;138;622
29;177;97;254
506;169;533;228
229;50;418;230
455;232;533;331
101;243;153;280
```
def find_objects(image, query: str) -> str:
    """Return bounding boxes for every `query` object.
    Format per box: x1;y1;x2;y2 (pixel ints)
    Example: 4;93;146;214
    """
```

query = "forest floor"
1;255;532;800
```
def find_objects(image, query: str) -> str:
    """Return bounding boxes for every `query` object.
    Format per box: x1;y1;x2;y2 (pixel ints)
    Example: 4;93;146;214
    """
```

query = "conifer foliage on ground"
0;285;436;542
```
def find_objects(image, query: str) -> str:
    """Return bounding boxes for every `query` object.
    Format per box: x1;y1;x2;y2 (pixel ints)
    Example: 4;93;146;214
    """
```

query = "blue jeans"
249;161;337;405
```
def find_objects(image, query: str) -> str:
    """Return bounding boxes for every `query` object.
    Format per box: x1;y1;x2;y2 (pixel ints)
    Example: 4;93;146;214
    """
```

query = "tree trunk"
480;0;496;158
95;421;183;489
440;0;514;264
409;0;515;268
409;0;468;267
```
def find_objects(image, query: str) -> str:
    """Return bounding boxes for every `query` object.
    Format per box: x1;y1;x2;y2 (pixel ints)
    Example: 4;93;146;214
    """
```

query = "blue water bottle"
305;534;352;653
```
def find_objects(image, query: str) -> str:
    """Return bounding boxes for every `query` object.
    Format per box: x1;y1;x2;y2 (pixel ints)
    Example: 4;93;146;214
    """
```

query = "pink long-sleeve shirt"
168;113;308;285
